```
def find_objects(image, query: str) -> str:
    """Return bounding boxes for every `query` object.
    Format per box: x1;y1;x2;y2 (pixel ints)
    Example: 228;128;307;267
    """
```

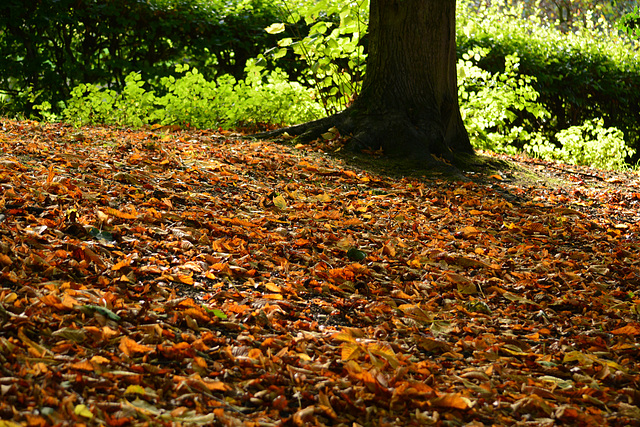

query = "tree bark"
256;0;473;164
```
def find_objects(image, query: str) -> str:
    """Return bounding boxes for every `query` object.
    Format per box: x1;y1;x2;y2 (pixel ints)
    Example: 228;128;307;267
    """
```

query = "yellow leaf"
264;282;281;293
341;342;361;361
314;193;332;202
273;194;287;210
264;23;285;34
74;404;93;419
321;127;340;140
367;342;400;368
125;385;147;395
331;331;356;343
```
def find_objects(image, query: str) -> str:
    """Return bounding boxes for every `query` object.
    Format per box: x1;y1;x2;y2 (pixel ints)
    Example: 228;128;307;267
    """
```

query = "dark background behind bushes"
0;0;298;117
2;0;640;161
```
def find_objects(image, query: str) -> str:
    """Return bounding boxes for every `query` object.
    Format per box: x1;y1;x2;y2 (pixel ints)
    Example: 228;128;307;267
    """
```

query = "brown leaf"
119;336;154;356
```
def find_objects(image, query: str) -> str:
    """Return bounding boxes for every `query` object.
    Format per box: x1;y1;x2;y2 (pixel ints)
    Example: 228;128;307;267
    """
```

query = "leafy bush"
524;119;634;170
62;64;323;130
457;0;640;160
0;0;284;117
458;49;549;154
618;5;640;39
554;119;634;169
265;0;368;115
457;47;635;170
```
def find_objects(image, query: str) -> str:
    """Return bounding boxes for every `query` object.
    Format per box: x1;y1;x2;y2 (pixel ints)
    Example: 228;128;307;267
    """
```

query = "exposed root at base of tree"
253;110;475;177
252;112;347;144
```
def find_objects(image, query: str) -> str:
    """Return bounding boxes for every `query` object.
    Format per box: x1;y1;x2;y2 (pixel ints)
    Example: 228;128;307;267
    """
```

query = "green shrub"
523;119;634;170
554;119;634;169
0;0;284;118
62;63;323;130
457;46;635;170
458;48;549;154
64;73;156;128
618;5;640;39
265;0;368;115
457;0;640;159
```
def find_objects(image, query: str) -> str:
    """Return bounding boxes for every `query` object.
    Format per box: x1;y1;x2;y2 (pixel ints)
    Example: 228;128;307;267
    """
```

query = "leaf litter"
1;118;640;426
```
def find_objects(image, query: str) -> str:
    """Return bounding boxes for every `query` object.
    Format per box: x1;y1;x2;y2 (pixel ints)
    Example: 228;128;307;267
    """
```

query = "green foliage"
524;119;635;170
487;0;639;34
265;0;368;115
64;74;155;128
618;5;640;39
458;49;549;154
458;48;635;170
553;119;634;169
457;0;640;160
0;0;283;117
62;64;322;130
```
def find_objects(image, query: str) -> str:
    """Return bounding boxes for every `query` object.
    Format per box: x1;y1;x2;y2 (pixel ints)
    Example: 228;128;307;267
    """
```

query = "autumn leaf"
119;336;154;356
430;393;473;410
341;342;361;361
74;404;93;419
3;119;640;426
273;194;287;210
610;324;640;335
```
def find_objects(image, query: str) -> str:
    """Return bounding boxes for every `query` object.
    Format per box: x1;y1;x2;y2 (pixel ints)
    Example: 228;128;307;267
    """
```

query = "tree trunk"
343;0;471;160
256;0;473;164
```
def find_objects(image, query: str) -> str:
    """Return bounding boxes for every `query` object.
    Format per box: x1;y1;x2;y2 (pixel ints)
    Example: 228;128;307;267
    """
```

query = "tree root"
252;108;473;171
252;113;346;143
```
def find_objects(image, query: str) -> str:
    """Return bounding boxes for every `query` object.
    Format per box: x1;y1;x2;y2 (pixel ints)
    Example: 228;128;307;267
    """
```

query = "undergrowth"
51;0;638;170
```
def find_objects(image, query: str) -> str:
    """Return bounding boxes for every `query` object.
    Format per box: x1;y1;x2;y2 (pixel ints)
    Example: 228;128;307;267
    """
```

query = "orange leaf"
457;226;480;238
430;393;472;410
60;293;79;309
112;256;132;271
106;207;136;219
70;361;95;372
0;253;12;266
40;294;66;310
342;170;358;179
610;325;640;335
177;274;194;285
202;380;229;391
119;336;154;356
341;342;361;361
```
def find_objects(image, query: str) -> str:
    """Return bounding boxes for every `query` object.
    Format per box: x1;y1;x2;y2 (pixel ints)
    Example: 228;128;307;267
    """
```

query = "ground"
1;119;640;426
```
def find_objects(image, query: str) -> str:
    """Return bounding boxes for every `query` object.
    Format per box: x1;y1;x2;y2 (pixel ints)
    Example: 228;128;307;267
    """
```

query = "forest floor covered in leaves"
1;118;640;426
